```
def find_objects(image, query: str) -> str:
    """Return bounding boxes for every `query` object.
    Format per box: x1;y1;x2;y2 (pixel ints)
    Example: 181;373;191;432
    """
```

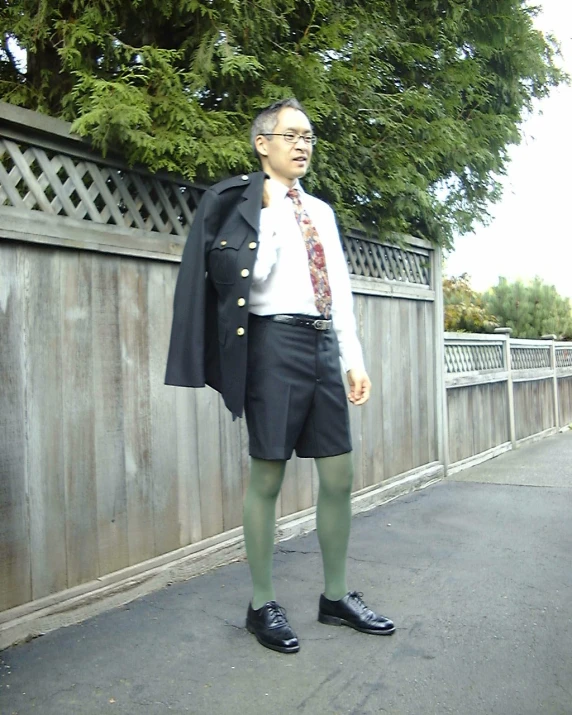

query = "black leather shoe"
318;591;395;635
246;601;300;653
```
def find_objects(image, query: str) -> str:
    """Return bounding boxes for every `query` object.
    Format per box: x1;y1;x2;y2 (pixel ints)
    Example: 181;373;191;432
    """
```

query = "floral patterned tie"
287;188;332;319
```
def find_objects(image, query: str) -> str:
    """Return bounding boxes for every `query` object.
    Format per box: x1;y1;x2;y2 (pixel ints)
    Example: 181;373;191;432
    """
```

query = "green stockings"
315;452;354;601
243;453;354;608
243;458;286;609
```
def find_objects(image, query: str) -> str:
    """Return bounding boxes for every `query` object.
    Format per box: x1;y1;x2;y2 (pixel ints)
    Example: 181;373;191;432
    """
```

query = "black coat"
165;171;266;418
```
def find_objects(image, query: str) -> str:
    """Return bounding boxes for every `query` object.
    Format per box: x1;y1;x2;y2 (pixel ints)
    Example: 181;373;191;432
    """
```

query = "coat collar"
238;171;267;232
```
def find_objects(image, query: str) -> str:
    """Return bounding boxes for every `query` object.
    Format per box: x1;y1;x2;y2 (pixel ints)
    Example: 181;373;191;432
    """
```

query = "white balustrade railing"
556;345;572;370
444;332;571;469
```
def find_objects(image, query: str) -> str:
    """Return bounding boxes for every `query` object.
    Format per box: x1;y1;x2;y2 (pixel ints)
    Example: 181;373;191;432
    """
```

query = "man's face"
255;107;314;187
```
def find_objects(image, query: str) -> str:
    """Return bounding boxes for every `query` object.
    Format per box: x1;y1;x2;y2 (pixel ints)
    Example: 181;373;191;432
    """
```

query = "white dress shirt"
249;178;365;373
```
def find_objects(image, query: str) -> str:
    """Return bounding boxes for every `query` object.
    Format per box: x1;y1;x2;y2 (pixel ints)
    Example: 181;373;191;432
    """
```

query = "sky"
444;0;572;298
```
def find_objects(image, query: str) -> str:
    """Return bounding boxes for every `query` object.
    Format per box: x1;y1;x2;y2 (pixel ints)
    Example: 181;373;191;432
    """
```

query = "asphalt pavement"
1;431;571;715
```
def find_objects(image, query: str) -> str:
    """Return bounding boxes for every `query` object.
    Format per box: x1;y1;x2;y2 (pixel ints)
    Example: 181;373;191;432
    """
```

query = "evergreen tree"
484;277;572;339
443;273;498;333
0;0;565;245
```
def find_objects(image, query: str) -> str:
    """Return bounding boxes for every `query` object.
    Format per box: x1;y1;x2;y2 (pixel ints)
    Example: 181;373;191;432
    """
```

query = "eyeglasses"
261;132;317;146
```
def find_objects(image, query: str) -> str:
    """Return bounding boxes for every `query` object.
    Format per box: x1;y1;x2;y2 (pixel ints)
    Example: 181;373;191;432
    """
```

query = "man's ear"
254;135;268;157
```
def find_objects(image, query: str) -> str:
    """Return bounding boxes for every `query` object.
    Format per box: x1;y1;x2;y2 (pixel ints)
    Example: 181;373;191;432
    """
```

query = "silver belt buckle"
313;319;329;331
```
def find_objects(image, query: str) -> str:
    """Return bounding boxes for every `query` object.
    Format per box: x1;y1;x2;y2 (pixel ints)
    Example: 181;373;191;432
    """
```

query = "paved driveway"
1;432;571;715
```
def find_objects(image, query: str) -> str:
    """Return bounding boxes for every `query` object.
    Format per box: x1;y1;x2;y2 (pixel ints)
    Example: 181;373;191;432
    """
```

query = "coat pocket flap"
214;223;250;250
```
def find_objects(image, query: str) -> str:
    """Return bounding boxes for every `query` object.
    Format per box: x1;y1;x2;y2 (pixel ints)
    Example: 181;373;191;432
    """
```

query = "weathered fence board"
26;248;67;600
220;404;246;531
513;379;555;441
422;299;437;467
447;382;509;464
302;449;319;512
91;255;129;577
61;251;100;586
0;248;31;610
559;377;572;426
118;260;155;566
195;387;225;540
280;459;298;517
148;266;181;557
359;297;384;490
174;387;202;546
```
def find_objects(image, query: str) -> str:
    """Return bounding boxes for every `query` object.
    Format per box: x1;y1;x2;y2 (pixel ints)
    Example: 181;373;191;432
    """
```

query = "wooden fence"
444;332;572;472
0;104;445;647
1;103;570;648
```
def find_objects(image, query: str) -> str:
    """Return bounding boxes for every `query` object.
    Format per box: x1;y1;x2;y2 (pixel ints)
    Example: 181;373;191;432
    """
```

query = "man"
166;98;395;654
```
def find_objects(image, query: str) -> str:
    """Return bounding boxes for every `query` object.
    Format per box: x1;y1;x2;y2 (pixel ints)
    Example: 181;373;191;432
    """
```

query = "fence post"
433;247;449;475
495;328;516;449
541;335;560;430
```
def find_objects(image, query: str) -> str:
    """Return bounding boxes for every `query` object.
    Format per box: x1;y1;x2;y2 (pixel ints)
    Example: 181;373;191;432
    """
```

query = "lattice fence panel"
1;135;433;279
511;346;551;370
445;343;504;374
556;347;572;368
0;138;199;236
342;234;431;285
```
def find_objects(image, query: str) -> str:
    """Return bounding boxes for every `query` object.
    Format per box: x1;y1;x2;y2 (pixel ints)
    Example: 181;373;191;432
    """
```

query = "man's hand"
347;369;371;406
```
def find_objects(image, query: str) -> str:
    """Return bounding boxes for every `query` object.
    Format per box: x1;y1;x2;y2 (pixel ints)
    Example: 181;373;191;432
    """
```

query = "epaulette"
211;173;253;194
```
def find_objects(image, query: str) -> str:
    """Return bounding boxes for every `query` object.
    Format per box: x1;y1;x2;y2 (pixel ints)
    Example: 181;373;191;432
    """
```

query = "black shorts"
244;314;352;460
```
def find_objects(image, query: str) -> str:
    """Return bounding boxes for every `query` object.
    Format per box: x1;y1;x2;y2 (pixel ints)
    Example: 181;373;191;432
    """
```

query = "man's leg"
315;452;354;601
243;457;286;609
315;452;395;636
243;457;299;653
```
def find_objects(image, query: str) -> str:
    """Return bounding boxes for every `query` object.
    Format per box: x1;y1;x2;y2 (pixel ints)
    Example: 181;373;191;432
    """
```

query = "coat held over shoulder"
164;171;267;419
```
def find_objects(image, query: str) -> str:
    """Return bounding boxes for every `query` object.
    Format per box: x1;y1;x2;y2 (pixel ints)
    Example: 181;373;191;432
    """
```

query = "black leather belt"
270;314;332;331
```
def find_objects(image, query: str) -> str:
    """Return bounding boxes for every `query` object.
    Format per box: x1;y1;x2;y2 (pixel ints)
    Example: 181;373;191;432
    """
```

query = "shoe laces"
348;591;366;606
348;591;373;615
266;601;288;625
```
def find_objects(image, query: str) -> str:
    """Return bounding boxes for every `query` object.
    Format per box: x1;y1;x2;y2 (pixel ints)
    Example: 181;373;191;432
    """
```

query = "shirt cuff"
338;337;365;374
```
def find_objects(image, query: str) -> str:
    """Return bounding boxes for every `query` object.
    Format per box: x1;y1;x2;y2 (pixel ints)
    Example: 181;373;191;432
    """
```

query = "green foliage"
484;277;572;339
443;273;498;333
0;0;566;244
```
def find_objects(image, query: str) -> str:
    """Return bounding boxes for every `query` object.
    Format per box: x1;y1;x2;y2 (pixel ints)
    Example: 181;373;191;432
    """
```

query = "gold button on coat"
241;175;249;181
237;327;245;336
220;240;227;246
249;242;257;249
237;298;246;307
241;268;250;278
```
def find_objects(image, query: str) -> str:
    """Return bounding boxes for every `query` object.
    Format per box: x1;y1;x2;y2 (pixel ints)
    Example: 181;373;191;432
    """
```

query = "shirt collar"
266;177;304;202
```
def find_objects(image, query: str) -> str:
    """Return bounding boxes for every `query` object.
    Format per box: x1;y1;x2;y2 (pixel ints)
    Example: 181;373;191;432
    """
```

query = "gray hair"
250;98;308;155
